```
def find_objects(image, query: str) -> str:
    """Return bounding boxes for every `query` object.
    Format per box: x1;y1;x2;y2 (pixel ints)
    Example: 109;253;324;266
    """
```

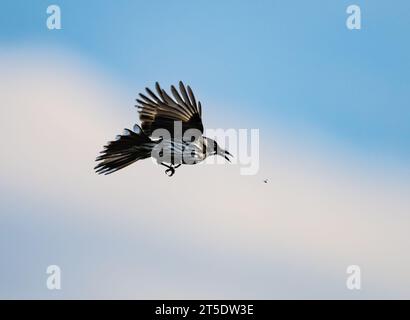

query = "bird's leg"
160;163;172;170
160;163;176;177
167;164;181;176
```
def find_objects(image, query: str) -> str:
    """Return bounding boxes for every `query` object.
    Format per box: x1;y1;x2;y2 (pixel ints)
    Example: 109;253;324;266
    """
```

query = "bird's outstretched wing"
136;81;204;138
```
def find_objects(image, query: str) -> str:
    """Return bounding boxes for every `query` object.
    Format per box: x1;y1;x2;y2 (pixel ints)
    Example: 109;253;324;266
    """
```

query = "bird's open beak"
224;150;233;162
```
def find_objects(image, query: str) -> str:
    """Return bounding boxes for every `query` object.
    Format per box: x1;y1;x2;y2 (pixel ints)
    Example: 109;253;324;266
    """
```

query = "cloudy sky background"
1;0;409;298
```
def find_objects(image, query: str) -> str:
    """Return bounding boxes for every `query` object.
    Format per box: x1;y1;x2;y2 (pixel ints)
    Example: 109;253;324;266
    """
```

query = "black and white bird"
95;81;232;176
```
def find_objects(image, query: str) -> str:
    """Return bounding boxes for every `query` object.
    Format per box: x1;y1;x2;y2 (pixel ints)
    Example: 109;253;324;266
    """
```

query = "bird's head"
204;137;233;162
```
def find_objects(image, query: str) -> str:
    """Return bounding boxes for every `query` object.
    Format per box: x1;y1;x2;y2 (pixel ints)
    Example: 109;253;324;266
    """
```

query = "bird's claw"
165;167;175;177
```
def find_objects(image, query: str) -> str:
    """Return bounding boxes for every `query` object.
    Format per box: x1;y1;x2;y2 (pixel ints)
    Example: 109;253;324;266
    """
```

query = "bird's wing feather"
136;81;204;137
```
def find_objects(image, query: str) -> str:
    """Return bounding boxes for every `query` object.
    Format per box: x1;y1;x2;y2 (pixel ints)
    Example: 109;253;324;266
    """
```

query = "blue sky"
1;0;409;163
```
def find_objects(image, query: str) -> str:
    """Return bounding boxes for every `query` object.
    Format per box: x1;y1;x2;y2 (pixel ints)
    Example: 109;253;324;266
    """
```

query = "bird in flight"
95;81;232;176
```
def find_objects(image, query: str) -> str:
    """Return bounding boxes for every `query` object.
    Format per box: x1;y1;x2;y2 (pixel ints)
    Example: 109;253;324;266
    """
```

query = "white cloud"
1;47;409;299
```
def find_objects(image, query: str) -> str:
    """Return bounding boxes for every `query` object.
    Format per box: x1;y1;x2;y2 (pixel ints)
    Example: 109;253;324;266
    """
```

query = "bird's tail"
94;124;155;175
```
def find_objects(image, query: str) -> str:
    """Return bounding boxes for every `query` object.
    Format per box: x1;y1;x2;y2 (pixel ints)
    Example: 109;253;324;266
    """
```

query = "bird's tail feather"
94;124;155;175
